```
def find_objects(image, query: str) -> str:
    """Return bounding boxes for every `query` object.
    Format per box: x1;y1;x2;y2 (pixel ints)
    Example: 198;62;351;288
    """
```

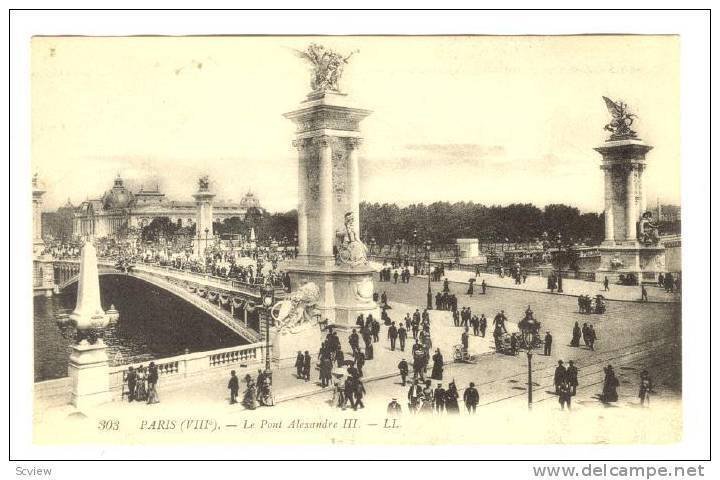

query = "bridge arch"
57;270;261;343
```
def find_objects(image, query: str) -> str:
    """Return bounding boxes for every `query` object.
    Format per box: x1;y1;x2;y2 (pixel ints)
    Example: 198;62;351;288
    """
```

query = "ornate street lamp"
425;239;433;310
523;330;534;411
412;228;418;273
261;286;275;377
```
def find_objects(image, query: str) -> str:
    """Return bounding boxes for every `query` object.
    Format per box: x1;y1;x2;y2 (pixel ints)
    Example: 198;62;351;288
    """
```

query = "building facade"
73;175;262;239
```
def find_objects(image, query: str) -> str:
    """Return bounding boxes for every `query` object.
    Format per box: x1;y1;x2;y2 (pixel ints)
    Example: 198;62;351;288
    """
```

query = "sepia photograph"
8;7;712;472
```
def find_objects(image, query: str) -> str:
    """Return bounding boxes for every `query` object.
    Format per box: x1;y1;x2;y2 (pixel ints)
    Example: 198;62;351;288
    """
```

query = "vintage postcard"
26;32;688;450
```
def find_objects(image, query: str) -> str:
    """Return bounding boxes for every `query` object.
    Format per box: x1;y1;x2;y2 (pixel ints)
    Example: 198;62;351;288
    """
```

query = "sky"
31;35;680;213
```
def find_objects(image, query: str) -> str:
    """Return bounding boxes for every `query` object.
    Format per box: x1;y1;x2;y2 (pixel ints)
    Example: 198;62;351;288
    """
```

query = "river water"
34;275;246;382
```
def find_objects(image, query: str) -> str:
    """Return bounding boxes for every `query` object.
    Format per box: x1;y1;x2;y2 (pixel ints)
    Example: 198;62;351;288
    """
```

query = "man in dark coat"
349;329;360;357
126;366;137;402
302;350;312;382
461;327;470;352
544;331;553;356
479;314;487;337
344;375;356;409
566;360;579;395
407;380;422;412
481;279;487;294
227;370;239;404
398;324;407;351
493;310;508;334
353;378;366;410
294;351;304;379
387;398;402;416
388;322;398;350
463;382;480;414
435;292;442;310
372;318;381;343
554;360;567;394
434;383;446;413
355;351;366;377
398;358;409;386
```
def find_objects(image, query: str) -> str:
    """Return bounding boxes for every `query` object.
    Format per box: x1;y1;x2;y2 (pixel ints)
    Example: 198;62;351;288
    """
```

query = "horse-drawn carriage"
579;294;607;314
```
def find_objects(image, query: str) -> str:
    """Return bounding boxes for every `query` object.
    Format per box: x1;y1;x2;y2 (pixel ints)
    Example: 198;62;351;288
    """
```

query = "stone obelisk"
595;97;665;284
68;240;111;410
283;44;378;327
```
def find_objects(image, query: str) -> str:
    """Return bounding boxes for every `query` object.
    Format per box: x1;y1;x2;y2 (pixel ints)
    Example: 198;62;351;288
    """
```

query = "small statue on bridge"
271;282;321;334
198;175;210;191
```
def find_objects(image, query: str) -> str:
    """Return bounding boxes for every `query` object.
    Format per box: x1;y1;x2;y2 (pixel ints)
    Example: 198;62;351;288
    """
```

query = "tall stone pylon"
193;175;216;258
32;173;46;256
67;240;110;410
595;97;665;284
283;44;378;330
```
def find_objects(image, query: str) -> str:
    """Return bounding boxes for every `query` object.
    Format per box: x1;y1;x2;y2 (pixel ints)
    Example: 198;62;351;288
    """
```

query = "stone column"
625;166;636;241
347;138;362;238
603;166;615;243
317;136;334;258
293;139;308;257
638;165;647;216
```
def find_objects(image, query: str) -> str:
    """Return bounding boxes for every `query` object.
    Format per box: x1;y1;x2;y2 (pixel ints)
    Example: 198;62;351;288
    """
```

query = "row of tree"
359;202;605;246
43;201;680;247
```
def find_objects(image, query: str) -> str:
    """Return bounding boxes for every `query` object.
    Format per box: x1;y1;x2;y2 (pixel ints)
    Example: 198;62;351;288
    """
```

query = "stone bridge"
52;259;276;343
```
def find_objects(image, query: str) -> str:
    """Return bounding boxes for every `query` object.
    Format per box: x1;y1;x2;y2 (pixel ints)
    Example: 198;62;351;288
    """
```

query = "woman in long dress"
571;322;581;347
242;381;258;410
419;380;434;414
430;349;444;380
601;365;619;403
134;366;147;402
445;381;460;414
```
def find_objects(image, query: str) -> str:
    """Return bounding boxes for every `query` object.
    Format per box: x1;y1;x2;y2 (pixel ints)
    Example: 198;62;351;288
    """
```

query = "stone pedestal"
594;136;665;284
283;91;378;328
270;326;324;368
68;340;111;410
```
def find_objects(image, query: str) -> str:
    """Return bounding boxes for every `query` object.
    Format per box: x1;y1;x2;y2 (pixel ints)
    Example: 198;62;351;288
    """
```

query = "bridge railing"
108;342;268;391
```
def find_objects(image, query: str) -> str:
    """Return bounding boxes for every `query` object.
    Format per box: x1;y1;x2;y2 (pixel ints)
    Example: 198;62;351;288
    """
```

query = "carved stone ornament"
293;43;359;94
271;282;321;335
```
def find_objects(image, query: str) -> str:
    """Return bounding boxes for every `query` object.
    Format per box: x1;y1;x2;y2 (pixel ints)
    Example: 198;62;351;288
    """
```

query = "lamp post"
261;286;275;375
425;239;433;310
524;330;534;411
412;228;418;274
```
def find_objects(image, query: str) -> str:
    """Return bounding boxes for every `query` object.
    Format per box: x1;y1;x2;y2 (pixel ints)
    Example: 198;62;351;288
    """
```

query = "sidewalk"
370;262;680;303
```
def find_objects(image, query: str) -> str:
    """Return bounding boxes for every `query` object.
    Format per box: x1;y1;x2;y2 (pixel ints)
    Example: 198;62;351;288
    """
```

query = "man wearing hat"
554;360;567;394
387;398;402;416
544;331;553;356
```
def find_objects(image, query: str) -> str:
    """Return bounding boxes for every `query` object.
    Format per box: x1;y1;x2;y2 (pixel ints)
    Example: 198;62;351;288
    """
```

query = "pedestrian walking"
544;331;553;356
463;382;480;414
641;285;648;302
639;370;653;407
558;381;572;410
228;370;239;404
146;362;159;405
294;351;304;379
302;350;311;382
434;383;446;414
554;360;567;394
571;322;581;347
601;365;619;403
398;324;407;351
398;358;409;386
431;348;444;380
604;276;610;291
388;321;398;351
566;360;578;395
125;366;137;403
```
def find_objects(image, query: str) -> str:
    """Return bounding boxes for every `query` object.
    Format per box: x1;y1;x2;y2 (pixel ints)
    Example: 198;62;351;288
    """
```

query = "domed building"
73;175;262;239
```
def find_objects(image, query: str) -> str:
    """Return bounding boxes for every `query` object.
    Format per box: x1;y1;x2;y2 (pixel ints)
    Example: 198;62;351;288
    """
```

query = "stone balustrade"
108;342;268;391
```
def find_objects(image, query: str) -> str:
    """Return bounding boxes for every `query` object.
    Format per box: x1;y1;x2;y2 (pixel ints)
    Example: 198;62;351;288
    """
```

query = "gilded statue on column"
294;43;358;93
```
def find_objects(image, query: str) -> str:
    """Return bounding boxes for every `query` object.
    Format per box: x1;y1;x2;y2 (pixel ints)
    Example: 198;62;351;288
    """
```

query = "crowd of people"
123;362;159;405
